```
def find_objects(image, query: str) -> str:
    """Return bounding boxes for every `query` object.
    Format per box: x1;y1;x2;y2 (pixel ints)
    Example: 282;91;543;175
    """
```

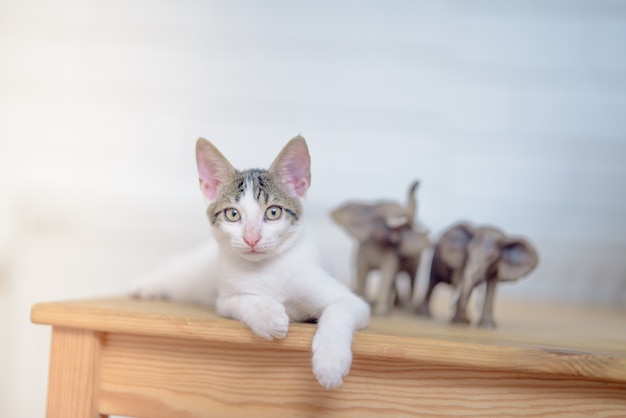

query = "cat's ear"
196;138;236;201
269;135;311;198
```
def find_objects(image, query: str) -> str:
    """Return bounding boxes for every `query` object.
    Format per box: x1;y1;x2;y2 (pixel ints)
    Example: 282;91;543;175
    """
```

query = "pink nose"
244;235;261;249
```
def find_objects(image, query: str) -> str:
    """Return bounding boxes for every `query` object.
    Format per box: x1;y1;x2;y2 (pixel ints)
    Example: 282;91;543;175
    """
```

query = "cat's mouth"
244;248;265;257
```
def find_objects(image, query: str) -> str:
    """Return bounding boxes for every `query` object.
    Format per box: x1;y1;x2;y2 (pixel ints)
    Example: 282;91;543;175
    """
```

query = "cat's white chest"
217;253;296;298
216;236;320;321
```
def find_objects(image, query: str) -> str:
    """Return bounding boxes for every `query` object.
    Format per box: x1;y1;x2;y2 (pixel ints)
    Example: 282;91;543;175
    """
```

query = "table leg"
46;327;106;418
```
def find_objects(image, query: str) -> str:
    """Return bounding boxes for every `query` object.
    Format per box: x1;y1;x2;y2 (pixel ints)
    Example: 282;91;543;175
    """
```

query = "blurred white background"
1;0;625;416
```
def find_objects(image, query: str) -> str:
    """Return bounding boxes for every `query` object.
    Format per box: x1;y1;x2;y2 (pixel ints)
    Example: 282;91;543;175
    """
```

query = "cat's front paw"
311;334;352;389
247;302;289;340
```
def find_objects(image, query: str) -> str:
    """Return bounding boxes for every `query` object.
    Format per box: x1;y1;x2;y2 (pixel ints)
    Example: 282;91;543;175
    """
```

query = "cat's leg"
312;295;369;389
216;293;289;340
129;241;218;307
300;269;370;389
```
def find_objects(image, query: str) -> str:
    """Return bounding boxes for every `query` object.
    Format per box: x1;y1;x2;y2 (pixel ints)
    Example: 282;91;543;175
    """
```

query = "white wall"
1;1;625;416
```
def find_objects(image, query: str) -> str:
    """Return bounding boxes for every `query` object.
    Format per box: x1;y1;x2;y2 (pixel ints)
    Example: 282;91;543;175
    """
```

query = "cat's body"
130;136;370;389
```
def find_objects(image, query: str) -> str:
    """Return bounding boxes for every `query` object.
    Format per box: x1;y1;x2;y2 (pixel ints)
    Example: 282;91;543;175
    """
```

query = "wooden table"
31;297;626;417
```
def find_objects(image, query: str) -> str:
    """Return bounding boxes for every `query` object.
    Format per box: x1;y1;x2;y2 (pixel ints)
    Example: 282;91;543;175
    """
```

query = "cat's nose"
244;235;261;249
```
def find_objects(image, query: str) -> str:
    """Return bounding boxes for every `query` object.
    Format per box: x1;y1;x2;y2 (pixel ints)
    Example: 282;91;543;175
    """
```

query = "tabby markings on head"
207;169;302;225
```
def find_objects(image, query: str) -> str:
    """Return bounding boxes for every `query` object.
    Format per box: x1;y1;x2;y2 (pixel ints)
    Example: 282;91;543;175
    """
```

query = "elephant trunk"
405;180;419;225
452;252;487;324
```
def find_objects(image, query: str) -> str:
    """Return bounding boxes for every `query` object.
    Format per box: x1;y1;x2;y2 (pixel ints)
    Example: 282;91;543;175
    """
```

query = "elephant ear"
331;202;406;242
497;238;539;282
331;203;379;242
438;223;474;269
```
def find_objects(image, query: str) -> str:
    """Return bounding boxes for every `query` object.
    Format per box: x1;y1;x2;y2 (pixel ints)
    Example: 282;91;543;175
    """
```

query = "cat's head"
196;136;311;261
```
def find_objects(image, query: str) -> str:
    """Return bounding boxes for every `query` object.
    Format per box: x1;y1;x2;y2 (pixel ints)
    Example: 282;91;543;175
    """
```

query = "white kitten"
130;135;370;389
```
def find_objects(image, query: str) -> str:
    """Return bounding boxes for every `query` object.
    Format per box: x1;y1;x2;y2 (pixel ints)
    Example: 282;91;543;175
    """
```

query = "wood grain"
31;297;626;382
31;297;626;417
45;327;106;418
95;333;626;418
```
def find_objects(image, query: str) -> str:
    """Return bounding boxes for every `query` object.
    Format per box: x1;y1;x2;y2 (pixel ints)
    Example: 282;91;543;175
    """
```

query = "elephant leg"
451;276;471;325
355;247;370;299
415;275;436;316
477;279;497;328
393;279;402;307
373;252;399;316
416;265;454;317
400;261;419;311
416;252;450;317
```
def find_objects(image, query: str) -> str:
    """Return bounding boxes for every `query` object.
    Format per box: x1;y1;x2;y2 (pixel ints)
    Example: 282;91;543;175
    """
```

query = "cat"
130;135;370;389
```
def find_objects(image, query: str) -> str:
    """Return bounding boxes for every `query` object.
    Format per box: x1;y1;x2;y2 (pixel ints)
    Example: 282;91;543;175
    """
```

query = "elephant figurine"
417;222;539;328
331;181;429;315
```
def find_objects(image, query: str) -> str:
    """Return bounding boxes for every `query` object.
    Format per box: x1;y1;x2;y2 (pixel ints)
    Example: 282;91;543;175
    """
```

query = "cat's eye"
264;205;282;221
223;208;241;222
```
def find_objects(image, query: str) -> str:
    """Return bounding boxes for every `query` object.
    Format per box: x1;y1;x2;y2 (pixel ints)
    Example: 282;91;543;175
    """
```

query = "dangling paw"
311;333;352;389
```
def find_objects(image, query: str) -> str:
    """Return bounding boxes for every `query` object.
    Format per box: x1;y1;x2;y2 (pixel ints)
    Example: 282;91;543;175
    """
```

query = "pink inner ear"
290;176;309;197
196;139;234;202
282;161;310;197
199;177;220;200
197;157;221;201
279;143;311;198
